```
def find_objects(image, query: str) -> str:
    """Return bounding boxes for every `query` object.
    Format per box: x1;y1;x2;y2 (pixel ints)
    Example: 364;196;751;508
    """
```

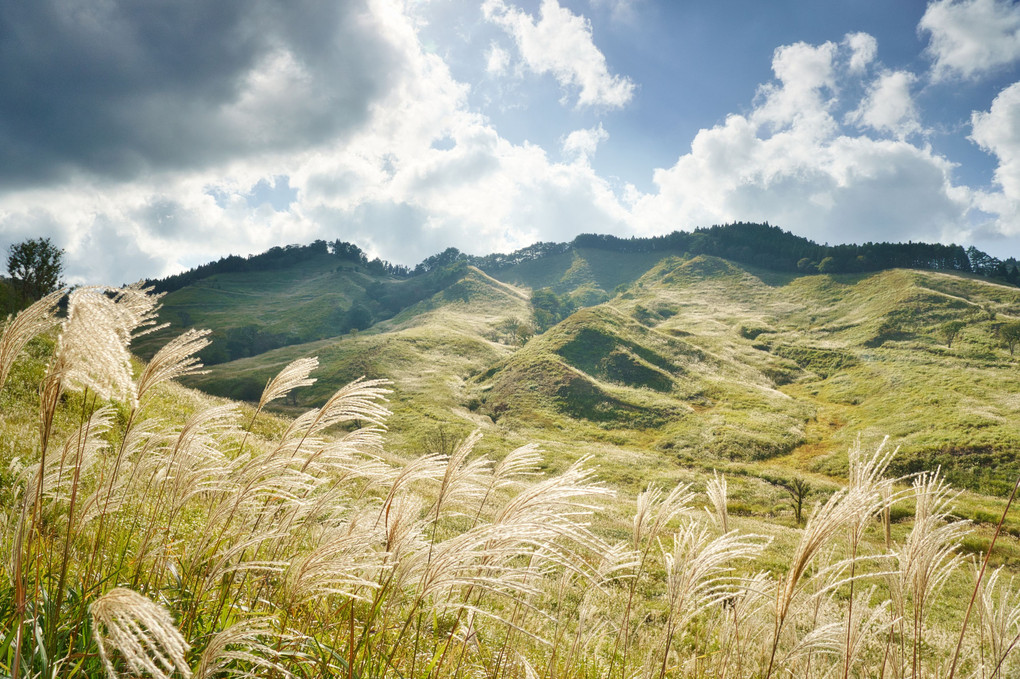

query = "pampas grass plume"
90;587;192;679
0;287;63;391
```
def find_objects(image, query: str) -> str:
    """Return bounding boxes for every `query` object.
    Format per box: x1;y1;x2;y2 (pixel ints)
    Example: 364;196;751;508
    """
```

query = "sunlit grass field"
4;282;1020;679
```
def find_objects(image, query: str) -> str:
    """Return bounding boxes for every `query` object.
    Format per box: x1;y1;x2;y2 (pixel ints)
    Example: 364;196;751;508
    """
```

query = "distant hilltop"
147;222;1020;294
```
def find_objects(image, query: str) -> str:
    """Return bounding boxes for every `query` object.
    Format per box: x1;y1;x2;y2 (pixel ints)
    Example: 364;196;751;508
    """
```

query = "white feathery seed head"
705;471;729;533
137;328;211;402
90;587;192;679
258;357;319;410
0;287;63;392
55;284;163;406
194;618;293;679
284;377;391;440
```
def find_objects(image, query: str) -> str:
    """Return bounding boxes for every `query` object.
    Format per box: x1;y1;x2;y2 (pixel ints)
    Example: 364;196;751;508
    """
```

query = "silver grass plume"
20;406;113;510
777;440;896;627
90;587;192;679
848;435;896;493
705;471;729;533
55;285;161;406
842;589;895;675
977;566;1020;678
194;618;293;679
486;458;614;565
283;524;384;606
110;281;166;340
518;653;540;679
233;438;326;509
492;443;542;484
80;417;164;524
894;468;969;674
407;522;550;604
565;542;638;664
0;287;63;393
660;522;768;641
146;404;237;530
287;426;389;489
307;428;390;487
633;482;696;550
429;429;491;520
381;493;426;588
470;443;543;524
764;441;897;679
136;328;211;402
378;453;447;530
783;620;844;663
715;571;775;677
897;470;968;612
284;377;391;441
493;458;612;529
615;482;696;679
257;356;318;411
775;489;861;626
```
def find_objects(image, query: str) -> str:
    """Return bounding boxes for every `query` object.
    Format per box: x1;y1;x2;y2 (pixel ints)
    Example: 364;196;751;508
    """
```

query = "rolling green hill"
166;243;1020;496
184;266;533;453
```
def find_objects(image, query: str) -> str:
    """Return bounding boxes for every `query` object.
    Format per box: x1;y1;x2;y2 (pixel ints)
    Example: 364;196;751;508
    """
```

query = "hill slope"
174;249;1020;494
186;266;533;451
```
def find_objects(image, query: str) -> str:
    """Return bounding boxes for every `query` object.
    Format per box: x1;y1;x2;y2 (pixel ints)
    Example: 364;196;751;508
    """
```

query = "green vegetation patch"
769;344;859;378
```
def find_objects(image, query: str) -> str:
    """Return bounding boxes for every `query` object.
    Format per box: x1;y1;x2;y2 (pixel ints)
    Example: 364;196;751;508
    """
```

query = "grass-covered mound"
186;266;533;453
478;301;810;462
610;259;1020;491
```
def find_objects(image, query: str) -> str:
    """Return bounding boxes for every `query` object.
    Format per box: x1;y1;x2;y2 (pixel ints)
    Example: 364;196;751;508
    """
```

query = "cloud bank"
0;0;1019;286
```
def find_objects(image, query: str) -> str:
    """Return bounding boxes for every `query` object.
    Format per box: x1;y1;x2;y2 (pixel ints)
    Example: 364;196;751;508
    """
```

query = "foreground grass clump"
3;287;1020;679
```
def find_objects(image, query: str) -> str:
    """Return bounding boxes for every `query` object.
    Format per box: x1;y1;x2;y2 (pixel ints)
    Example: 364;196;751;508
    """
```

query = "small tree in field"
1001;321;1020;356
780;476;812;524
497;316;533;346
940;319;966;348
7;237;64;302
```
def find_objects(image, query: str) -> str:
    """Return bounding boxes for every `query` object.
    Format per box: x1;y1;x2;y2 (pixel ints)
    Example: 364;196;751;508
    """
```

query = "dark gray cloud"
0;0;401;186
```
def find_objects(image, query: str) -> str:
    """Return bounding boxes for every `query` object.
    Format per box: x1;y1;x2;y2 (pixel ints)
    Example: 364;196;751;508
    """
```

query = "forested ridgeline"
564;223;1000;278
147;239;413;294
146;222;1020;296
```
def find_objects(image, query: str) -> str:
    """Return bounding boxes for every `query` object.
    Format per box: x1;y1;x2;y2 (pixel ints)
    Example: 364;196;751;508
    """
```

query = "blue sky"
2;0;1020;284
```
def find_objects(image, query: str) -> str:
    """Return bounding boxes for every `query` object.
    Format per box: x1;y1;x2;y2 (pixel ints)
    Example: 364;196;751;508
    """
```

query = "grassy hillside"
604;258;1020;491
135;256;482;366
133;253;373;360
6;283;1020;679
167;248;1020;496
186;266;534;453
487;247;671;298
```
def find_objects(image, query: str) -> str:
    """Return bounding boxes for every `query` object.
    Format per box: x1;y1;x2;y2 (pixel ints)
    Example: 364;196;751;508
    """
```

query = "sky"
3;0;1020;285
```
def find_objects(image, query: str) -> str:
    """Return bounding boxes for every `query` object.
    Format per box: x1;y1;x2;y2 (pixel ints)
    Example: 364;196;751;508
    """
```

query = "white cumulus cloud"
845;32;878;73
920;0;1020;81
486;42;511;75
633;37;972;246
482;0;635;109
846;70;924;139
753;41;839;139
562;124;609;162
971;81;1020;230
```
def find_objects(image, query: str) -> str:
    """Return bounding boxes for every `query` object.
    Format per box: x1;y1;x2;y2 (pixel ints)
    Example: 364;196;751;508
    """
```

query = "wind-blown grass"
1;287;1020;679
